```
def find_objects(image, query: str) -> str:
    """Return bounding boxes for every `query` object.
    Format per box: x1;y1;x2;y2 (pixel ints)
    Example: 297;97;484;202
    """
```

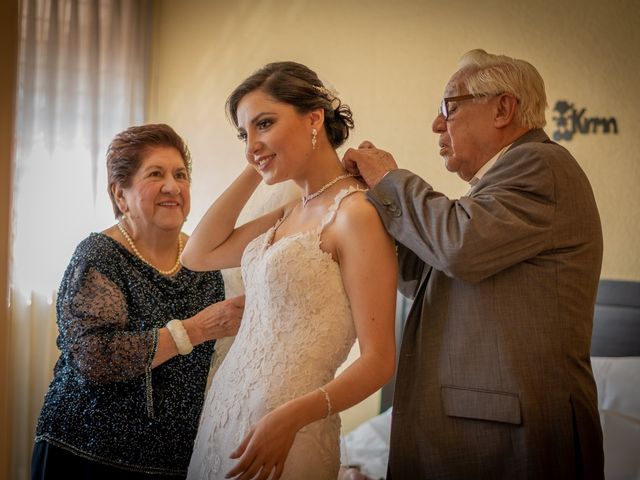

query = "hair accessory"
166;319;193;355
318;386;332;418
117;222;183;276
313;85;341;110
311;128;318;150
302;173;355;207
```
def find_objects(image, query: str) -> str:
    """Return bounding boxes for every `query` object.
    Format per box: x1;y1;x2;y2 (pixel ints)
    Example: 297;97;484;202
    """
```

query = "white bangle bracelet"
318;386;332;418
166;319;193;355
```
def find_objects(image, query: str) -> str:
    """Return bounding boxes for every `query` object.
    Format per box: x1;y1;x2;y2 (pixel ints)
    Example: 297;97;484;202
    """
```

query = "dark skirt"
31;440;186;480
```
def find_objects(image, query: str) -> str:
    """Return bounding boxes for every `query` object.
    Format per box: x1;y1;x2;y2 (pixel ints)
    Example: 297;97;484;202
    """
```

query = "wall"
148;0;640;430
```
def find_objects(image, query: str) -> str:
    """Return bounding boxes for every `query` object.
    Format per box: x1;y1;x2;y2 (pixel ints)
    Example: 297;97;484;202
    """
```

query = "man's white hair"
458;49;547;129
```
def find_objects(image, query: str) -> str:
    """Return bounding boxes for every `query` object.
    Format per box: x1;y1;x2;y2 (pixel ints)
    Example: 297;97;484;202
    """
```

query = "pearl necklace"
117;222;183;276
302;173;355;207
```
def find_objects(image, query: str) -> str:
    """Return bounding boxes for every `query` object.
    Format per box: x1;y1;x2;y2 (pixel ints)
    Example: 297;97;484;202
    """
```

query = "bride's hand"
225;407;300;480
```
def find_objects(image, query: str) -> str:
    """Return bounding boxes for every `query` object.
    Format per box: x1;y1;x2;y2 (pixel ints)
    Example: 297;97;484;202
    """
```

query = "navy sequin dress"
34;233;224;476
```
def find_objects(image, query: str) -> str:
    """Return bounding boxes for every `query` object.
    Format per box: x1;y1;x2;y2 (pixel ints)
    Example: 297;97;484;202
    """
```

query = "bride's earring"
311;128;317;150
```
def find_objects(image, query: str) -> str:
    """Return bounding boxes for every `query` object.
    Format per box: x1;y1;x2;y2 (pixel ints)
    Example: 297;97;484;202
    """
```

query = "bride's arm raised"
226;192;398;480
181;165;288;271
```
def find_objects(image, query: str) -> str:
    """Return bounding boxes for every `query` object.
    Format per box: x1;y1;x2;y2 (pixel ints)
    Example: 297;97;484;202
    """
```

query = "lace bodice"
188;188;362;479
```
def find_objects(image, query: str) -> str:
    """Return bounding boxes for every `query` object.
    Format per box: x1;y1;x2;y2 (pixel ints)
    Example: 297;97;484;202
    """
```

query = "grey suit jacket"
368;129;604;479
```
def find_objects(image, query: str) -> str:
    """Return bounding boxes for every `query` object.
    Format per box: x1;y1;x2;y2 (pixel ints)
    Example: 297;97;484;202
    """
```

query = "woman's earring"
311;128;317;150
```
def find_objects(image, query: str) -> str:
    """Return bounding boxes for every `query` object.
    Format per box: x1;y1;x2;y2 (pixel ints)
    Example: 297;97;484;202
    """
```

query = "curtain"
9;292;58;480
10;0;151;477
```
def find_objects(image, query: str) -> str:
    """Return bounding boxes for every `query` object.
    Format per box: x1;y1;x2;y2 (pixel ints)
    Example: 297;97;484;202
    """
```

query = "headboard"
590;279;640;357
380;279;640;412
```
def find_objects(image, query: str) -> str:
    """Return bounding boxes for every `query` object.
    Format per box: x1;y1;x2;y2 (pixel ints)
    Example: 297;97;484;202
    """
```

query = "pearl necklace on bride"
117;222;183;276
302;173;355;207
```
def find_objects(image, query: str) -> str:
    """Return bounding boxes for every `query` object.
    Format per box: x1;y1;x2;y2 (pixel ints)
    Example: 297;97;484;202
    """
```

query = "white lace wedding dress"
187;188;361;480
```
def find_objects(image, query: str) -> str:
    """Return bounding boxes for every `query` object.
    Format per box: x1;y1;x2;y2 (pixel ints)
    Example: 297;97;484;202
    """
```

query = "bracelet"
318;386;332;418
166;319;193;355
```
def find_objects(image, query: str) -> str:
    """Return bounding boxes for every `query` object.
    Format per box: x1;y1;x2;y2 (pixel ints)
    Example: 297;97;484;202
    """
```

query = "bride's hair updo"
226;61;354;149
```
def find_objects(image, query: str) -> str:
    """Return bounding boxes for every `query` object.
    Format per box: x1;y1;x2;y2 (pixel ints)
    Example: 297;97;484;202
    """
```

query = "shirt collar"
468;143;512;187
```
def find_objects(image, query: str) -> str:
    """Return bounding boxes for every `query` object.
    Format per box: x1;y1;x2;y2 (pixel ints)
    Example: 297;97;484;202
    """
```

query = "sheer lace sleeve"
37;233;225;465
58;265;158;384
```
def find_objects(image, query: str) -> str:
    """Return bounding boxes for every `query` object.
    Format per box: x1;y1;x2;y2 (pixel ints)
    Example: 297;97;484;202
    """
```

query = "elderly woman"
31;124;244;480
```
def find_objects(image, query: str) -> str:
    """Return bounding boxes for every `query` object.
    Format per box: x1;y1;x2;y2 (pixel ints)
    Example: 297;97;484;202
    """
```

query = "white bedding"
340;407;392;479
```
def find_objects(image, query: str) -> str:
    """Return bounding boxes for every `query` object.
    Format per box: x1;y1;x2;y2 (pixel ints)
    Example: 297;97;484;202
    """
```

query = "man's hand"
342;140;398;188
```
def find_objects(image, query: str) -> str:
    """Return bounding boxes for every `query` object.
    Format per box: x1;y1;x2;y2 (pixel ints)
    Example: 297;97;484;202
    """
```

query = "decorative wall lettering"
552;100;618;141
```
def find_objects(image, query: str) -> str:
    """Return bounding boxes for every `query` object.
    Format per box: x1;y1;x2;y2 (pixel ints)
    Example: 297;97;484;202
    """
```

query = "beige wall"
150;0;640;281
149;0;640;428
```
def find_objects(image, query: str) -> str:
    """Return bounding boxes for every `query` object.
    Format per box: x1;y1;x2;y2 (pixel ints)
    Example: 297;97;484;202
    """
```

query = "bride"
181;61;397;480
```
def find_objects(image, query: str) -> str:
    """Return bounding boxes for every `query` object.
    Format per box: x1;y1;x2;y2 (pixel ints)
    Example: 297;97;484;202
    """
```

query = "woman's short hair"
226;61;354;149
106;123;191;218
458;49;548;129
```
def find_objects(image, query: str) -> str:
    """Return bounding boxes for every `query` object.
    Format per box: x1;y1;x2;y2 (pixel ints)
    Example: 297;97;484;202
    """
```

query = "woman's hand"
225;406;301;480
190;294;244;344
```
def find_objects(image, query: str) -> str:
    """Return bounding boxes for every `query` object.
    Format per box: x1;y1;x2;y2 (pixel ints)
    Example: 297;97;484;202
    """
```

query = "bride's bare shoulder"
333;189;386;233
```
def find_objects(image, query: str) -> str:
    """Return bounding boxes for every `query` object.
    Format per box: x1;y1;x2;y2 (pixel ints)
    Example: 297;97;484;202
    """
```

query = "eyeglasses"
438;93;500;120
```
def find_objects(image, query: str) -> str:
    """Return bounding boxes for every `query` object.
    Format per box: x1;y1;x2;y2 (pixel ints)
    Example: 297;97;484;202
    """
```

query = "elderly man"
343;49;604;479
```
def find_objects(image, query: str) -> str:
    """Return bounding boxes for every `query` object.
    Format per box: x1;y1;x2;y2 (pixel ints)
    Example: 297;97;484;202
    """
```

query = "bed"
339;279;640;480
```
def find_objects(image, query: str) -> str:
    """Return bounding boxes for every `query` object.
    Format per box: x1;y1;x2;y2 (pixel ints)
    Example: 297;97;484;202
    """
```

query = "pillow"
591;356;640;480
